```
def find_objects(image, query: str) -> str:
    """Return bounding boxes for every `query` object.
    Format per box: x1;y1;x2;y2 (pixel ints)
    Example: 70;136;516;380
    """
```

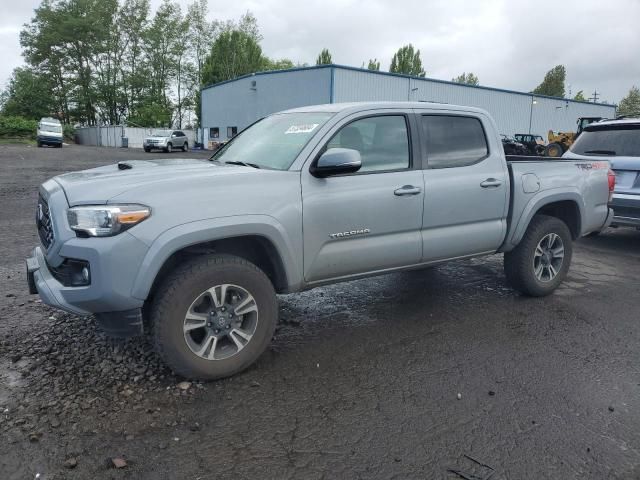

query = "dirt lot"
1;143;639;479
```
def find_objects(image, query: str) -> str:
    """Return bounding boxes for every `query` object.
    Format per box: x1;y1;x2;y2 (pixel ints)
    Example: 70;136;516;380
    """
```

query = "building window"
227;126;238;138
210;127;219;139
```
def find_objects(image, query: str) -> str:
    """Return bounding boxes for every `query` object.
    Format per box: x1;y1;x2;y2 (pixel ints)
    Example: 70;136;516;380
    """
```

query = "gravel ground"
1;143;639;479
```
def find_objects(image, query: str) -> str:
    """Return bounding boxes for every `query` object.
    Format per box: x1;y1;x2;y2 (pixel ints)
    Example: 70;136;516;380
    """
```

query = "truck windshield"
211;112;334;170
571;125;640;157
42;124;62;133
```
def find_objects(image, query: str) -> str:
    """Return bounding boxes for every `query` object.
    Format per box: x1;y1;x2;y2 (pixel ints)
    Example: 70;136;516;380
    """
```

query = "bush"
0;116;38;139
63;124;75;141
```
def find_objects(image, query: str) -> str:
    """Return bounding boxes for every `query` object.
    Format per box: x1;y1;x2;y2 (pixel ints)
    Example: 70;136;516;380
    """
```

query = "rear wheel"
546;143;564;157
144;147;151;153
151;254;278;380
504;215;572;296
182;142;188;152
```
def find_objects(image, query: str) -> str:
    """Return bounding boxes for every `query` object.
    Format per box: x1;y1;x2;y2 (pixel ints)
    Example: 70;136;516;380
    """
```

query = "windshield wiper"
583;149;616;155
223;160;261;169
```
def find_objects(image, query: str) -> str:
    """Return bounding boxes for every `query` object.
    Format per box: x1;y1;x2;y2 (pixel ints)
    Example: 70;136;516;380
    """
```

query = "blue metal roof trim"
201;64;615;108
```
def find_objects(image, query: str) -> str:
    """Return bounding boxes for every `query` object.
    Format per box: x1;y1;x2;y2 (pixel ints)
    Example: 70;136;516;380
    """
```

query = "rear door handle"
480;178;502;188
394;185;422;196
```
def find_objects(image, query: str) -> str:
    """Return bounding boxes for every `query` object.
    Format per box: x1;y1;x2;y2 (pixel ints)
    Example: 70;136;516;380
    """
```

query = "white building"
200;64;616;147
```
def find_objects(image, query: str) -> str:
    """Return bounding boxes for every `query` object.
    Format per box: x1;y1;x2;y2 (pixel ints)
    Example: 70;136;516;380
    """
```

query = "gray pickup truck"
26;102;614;380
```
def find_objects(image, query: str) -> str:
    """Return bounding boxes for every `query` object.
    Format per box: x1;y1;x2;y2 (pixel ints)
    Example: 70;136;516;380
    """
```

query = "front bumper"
26;246;145;336
26;181;150;336
611;193;640;227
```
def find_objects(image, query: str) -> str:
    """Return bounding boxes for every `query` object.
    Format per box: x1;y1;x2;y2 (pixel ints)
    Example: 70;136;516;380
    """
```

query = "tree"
618;86;640;117
389;44;425;77
201;30;264;86
1;67;56;119
572;90;586;101
452;72;479;86
532;65;566;98
264;58;295;70
316;48;332;65
367;59;380;71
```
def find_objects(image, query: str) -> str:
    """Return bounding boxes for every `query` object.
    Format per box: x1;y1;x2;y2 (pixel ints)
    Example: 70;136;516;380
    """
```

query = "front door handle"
394;185;422;196
480;178;502;188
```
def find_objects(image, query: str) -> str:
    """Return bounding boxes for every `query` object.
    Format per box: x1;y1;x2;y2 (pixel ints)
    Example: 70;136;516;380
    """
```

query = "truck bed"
502;154;611;250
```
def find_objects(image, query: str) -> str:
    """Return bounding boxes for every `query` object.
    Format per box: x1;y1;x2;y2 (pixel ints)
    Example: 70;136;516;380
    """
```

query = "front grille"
37;195;55;250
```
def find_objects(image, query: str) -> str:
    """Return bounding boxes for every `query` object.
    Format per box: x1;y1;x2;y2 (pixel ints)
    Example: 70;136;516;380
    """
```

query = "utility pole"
589;90;600;103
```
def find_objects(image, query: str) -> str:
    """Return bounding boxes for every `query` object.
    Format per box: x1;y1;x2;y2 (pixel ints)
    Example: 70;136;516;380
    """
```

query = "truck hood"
54;158;261;205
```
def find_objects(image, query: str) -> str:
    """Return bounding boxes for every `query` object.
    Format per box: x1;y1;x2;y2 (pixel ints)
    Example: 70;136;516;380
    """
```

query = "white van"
37;118;63;148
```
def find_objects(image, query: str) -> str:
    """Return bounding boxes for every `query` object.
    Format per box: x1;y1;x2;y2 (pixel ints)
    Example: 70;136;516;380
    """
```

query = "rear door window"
422;115;489;168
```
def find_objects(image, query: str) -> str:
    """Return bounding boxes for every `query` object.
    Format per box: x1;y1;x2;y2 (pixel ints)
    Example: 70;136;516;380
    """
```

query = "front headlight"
67;204;151;237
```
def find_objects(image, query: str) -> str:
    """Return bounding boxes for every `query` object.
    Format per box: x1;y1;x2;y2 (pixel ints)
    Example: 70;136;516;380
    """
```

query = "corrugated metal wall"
201;68;332;145
200;66;616;146
333;68;616;137
75;127;196;149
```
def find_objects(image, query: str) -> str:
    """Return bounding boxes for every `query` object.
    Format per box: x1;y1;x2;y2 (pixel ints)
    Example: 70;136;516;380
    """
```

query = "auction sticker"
285;124;319;134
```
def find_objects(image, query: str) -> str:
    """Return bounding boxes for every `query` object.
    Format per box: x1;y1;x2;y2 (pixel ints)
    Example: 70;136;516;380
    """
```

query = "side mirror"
311;148;362;178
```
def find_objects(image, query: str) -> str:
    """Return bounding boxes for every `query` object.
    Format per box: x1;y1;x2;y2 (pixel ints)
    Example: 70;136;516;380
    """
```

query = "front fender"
130;215;302;300
505;188;584;250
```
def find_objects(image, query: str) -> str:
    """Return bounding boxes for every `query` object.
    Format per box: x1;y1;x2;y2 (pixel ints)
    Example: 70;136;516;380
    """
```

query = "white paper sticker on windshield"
285;124;319;134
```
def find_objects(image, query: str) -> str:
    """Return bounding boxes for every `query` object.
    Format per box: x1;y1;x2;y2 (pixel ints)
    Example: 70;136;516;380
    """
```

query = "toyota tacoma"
27;102;614;380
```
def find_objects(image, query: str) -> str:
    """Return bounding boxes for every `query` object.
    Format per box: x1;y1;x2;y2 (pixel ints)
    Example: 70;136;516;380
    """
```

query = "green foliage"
316;49;332;66
63;124;75;141
532;65;566;98
1;68;56;119
452;72;479;86
389;44;425;77
367;59;380;71
126;98;172;127
264;58;295;71
0;116;39;139
573;90;586;101
201;30;264;86
618;86;640;117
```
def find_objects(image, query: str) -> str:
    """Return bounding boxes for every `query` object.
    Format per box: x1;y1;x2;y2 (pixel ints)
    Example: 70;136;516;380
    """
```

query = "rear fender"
505;189;584;250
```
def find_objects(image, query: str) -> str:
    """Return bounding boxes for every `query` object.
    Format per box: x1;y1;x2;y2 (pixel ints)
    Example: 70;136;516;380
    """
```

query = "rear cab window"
570;124;640;157
421;115;489;168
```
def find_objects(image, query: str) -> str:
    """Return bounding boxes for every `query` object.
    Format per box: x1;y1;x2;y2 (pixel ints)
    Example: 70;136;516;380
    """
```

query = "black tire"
151;254;278;380
504;214;573;297
37;141;42;148
165;143;172;153
546;143;564;157
144;147;151;153
182;142;188;152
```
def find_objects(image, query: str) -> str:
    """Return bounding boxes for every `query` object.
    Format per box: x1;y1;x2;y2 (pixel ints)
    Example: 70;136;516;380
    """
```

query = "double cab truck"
26;102;614;380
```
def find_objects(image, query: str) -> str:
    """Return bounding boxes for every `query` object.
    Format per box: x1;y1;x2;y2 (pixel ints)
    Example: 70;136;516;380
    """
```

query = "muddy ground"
1;143;639;479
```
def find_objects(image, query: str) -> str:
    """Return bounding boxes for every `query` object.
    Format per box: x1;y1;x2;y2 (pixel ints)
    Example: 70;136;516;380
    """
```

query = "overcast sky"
1;0;638;103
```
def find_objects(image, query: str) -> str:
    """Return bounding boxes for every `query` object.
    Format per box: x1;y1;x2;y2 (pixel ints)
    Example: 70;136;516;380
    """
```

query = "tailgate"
611;157;640;195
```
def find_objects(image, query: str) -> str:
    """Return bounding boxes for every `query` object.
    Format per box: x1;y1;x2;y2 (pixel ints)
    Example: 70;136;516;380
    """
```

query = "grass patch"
0;138;37;146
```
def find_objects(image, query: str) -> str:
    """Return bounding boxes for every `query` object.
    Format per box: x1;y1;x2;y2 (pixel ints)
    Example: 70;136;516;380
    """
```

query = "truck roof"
589;118;640;128
280;101;490;116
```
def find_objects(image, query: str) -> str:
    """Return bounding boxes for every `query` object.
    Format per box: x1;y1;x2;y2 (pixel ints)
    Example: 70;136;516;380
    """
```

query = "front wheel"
165;143;172;153
504;215;573;296
151;254;278;380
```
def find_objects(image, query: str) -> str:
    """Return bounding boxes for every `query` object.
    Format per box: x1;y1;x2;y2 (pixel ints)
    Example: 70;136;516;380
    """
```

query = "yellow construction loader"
546;117;602;157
